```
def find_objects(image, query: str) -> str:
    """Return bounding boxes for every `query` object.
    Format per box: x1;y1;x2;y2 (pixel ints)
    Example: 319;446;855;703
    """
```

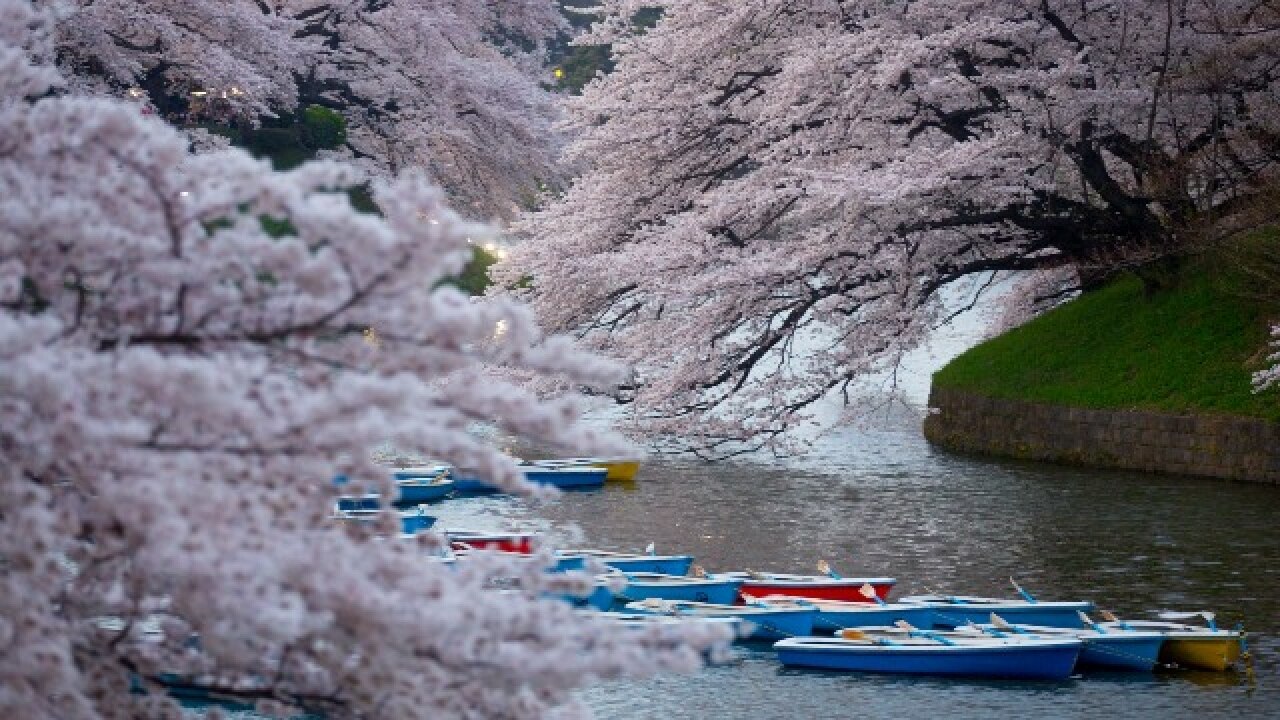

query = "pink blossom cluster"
1;2;726;717
506;0;1280;453
45;0;568;217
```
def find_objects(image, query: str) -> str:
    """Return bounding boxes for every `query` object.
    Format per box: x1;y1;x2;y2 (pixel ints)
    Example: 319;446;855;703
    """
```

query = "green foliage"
933;240;1280;421
258;214;296;238
555;44;612;94
299;105;347;150
451;246;499;296
207;106;348;171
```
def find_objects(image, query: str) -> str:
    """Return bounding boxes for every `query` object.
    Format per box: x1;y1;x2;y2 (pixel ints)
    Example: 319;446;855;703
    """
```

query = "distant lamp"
553;67;565;80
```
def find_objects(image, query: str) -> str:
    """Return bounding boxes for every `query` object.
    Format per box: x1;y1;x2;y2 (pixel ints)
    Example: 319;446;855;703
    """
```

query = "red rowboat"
447;530;539;554
712;571;896;603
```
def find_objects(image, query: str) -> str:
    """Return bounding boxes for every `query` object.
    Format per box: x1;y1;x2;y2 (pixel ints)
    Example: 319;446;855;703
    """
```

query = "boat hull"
614;575;743;606
775;638;1081;680
521;467;608;489
600;555;694;576
391;465;450;480
625;602;816;641
1161;636;1241;672
450;475;498;493
1079;634;1166;671
810;604;935;631
447;532;538;554
530;458;641;481
600;460;640;481
721;574;896;604
394;480;453;505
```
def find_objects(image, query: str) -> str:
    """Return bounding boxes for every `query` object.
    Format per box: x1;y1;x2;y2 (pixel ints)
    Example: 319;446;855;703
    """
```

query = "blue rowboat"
336;493;382;512
1097;618;1241;672
334;505;436;535
394;478;454;505
967;621;1165;672
753;596;934;631
390;465;451;480
610;572;742;606
520;466;607;489
596;611;743;634
624;599;816;641
444;465;608;492
899;595;1094;629
775;630;1082;680
555;578;616;611
568;549;694;576
449;473;498;493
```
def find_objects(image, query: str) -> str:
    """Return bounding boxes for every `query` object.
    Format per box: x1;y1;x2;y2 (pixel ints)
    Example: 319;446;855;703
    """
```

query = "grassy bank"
932;238;1280;422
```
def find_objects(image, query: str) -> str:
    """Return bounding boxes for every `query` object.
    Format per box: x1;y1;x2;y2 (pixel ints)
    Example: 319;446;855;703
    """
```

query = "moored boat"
711;571;896;603
566;549;694;576
965;614;1166;671
624;598;816;640
390;464;451;480
446;530;540;554
448;466;608;492
1097;615;1242;672
899;594;1094;629
595;611;742;634
394;478;455;505
753;595;934;631
520;465;608;489
334;505;436;535
609;572;742;606
774;628;1082;680
451;549;586;573
529;458;642;481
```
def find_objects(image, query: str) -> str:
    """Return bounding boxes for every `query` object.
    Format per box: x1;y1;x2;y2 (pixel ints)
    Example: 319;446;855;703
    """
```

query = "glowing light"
553;68;565;79
190;90;207;97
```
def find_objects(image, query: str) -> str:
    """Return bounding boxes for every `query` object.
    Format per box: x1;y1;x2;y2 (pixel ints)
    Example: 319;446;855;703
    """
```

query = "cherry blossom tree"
507;0;1280;453
45;0;567;216
1256;325;1280;392
0;2;725;717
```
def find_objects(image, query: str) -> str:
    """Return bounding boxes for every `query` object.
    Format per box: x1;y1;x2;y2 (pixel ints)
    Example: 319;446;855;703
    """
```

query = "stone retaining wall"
923;387;1280;484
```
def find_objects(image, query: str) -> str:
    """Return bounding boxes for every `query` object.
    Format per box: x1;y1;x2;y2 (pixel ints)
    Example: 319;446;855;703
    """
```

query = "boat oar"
1009;577;1038;604
963;620;1007;638
840;628;894;646
1078;611;1106;634
1158;610;1217;631
858;583;888;607
989;613;1031;635
817;559;842;579
895;620;956;645
1099;609;1133;630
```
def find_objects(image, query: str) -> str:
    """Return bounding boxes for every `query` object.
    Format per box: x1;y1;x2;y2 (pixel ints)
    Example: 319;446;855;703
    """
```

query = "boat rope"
1238;625;1255;685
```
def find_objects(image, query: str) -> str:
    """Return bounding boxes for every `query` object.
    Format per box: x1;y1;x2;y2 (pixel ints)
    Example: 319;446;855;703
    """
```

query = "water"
429;426;1280;718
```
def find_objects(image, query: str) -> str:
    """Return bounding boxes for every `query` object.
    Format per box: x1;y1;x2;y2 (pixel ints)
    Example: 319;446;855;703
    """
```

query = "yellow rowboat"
528;457;641;481
1099;617;1242;672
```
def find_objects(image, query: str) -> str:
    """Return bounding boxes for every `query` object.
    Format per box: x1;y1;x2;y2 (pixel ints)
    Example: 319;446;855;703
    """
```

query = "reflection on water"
430;426;1279;718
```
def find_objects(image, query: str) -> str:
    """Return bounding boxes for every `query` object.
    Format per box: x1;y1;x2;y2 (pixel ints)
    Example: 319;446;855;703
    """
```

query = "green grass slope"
932;247;1280;422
